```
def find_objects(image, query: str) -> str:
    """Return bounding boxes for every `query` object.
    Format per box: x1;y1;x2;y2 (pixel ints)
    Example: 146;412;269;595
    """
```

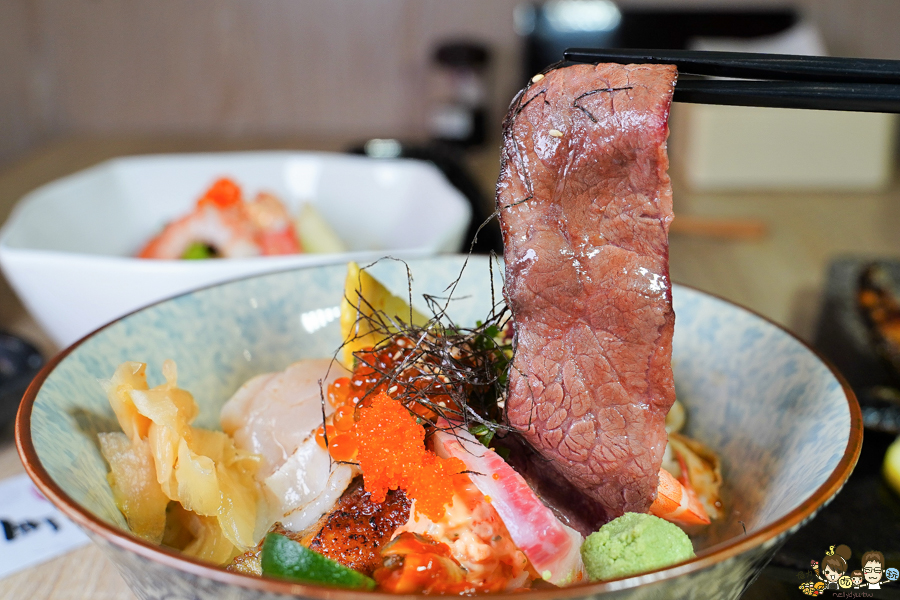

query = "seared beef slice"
497;63;677;517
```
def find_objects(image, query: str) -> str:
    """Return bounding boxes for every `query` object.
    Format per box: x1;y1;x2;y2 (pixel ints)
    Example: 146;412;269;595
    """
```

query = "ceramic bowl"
17;255;861;600
0;151;471;348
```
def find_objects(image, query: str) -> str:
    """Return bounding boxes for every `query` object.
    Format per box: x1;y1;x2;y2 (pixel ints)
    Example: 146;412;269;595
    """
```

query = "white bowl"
0;151;472;348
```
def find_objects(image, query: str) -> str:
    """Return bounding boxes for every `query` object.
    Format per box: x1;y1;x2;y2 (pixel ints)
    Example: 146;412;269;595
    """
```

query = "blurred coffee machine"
516;2;895;191
515;1;797;79
428;41;492;148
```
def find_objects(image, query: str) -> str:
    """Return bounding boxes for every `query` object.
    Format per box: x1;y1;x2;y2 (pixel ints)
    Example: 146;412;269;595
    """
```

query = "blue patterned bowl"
17;255;861;600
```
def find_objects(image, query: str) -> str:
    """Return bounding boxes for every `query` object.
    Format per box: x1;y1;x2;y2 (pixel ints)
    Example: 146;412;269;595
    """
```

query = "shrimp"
138;202;261;259
246;192;303;256
666;432;724;520
649;467;711;526
660;401;723;523
138;179;302;259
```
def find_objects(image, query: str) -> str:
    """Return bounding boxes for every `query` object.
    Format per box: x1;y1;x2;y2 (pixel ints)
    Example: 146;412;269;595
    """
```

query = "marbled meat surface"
496;62;677;518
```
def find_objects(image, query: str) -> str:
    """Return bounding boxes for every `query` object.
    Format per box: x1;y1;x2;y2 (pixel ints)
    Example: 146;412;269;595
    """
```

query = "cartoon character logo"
799;580;825;596
861;550;886;589
812;545;852;591
800;545;895;594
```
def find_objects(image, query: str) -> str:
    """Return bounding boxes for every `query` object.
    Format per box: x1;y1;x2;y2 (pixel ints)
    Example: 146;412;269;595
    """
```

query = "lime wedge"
261;532;375;590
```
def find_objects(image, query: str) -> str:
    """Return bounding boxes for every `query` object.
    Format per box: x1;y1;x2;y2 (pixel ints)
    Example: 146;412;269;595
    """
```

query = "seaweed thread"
573;87;633;122
328;258;517;454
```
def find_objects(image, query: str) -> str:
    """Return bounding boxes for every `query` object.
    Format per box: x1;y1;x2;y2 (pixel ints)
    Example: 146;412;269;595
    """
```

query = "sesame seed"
549;129;563;138
531;73;545;83
388;385;398;394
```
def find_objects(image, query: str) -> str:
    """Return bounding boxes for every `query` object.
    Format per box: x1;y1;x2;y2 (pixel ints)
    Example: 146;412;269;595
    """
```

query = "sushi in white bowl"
0;151;471;348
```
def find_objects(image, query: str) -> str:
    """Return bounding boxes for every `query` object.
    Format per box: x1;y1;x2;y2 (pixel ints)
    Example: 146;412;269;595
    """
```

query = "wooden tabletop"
1;136;899;599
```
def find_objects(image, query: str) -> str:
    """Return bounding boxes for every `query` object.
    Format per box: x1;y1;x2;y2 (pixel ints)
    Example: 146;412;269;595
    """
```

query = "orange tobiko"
354;393;464;521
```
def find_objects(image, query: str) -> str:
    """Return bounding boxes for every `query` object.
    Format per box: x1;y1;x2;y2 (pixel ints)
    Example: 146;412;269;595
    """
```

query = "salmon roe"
327;433;358;462
333;404;355;432
315;424;337;450
198;178;242;209
327;377;351;407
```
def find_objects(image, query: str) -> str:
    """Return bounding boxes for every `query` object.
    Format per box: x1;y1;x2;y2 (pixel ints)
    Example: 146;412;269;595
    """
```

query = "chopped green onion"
468;423;496;447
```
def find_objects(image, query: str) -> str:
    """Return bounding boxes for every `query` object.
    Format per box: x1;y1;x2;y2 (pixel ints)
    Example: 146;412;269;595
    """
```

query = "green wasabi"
581;513;695;581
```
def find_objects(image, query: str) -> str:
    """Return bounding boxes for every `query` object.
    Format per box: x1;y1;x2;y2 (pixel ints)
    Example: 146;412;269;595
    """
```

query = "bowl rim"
15;256;863;599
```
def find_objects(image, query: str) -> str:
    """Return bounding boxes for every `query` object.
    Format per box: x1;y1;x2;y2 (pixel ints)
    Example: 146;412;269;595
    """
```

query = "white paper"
0;474;90;580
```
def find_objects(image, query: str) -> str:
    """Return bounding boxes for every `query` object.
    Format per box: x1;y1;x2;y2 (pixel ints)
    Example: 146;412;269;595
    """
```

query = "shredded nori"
331;256;515;444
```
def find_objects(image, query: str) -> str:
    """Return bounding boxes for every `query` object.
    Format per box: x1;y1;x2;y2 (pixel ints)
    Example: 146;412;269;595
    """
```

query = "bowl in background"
0;151;472;348
16;255;861;600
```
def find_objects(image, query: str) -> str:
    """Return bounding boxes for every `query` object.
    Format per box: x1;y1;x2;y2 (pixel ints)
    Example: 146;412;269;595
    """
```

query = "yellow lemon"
885;433;900;496
339;262;428;369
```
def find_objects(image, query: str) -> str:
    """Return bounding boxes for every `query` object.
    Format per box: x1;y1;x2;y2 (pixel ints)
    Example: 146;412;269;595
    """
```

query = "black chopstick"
563;48;900;113
564;48;900;84
675;79;900;113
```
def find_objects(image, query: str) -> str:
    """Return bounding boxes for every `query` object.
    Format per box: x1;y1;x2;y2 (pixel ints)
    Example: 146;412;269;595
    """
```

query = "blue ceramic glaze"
24;255;857;600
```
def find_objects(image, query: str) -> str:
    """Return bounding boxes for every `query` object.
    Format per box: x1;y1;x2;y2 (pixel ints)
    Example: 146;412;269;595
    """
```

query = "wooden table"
1;136;899;599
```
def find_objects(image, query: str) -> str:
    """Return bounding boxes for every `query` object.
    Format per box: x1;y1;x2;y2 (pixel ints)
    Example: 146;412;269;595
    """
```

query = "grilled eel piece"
228;477;411;576
858;263;900;381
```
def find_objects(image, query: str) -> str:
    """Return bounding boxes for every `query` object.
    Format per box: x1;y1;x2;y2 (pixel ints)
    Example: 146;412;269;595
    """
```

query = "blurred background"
3;0;900;343
2;1;900;598
2;0;899;350
3;0;900;169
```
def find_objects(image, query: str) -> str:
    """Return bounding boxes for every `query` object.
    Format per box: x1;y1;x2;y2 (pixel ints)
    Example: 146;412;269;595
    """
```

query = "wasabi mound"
581;513;694;581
